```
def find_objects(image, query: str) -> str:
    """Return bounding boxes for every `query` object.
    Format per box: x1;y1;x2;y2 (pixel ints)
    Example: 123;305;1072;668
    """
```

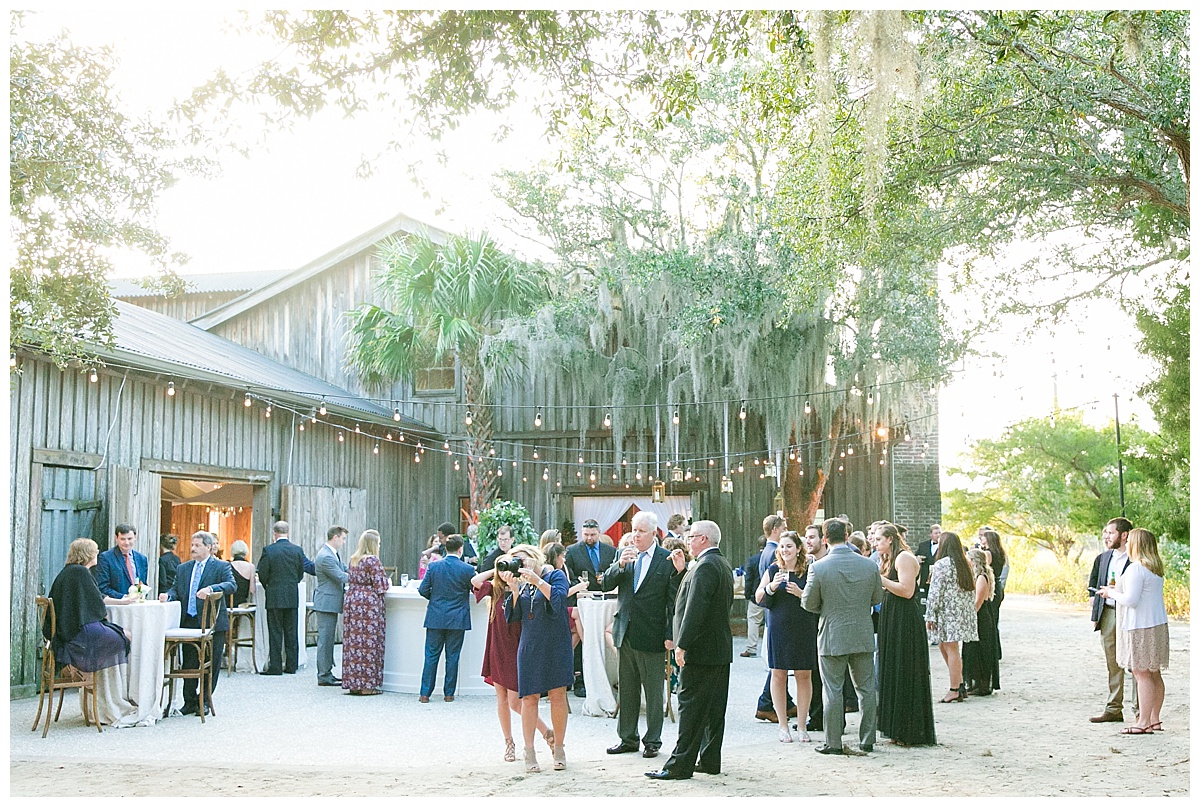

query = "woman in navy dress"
503;543;572;773
755;530;817;742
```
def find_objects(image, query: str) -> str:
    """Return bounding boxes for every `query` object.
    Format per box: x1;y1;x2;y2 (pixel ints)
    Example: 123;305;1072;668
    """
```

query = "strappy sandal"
524;747;541;773
504;738;516;762
778;728;794;743
1120;725;1155;735
552;744;566;770
1150;722;1164;732
798;730;811;743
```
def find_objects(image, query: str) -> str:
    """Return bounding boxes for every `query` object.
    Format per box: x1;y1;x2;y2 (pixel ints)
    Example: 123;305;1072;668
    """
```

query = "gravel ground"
9;594;1190;797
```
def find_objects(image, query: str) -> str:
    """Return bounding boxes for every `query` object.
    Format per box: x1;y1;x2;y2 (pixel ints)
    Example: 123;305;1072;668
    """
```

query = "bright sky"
21;8;1161;484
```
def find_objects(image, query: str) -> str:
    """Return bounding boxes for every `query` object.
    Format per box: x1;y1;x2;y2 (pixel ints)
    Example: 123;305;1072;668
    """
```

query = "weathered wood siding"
8;354;453;696
115;291;244;323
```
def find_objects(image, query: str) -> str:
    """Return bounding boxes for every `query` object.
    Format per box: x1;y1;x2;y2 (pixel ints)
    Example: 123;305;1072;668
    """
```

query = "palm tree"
344;231;547;518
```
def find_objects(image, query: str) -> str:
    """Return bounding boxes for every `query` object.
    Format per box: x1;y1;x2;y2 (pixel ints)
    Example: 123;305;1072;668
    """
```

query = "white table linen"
95;600;180;727
578;595;620;717
381;583;489;695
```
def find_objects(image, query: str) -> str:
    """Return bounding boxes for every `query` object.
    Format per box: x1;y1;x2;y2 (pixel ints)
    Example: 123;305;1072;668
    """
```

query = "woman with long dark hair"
924;531;978;702
876;523;936;744
1096;528;1170;735
503;543;572;772
754;530;817;742
471;552;552;762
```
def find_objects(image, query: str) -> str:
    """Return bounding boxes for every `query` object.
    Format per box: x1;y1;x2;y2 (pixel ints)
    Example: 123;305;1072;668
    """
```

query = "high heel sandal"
958;684;968;701
503;739;516;763
552;744;567;770
524;747;541;773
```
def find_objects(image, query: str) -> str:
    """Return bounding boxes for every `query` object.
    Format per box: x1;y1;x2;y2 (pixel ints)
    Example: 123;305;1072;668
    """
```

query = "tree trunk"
781;407;845;528
460;353;496;520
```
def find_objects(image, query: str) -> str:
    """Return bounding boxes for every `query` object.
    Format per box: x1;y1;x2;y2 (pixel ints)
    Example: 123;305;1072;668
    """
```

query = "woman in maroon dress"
472;553;552;762
341;530;392;695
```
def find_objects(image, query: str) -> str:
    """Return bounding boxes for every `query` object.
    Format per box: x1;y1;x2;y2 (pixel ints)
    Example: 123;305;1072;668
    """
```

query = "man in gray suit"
801;517;883;755
314;525;349;687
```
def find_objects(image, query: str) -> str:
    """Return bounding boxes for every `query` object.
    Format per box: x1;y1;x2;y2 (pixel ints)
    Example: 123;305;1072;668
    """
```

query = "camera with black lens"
495;558;523;575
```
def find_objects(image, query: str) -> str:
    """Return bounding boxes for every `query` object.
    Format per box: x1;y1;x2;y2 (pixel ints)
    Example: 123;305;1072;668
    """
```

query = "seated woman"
44;538;132;681
229;540;256;606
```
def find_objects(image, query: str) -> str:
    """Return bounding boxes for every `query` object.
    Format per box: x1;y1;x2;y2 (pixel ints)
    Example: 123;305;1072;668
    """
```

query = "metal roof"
109;270;290;298
189;211;449;330
102;300;435;433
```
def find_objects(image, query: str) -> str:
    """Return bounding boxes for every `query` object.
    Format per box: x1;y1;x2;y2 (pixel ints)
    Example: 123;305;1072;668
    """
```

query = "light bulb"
319;399;327;416
578;455;584;464
9;353;16;369
708;459;715;466
373;443;379;455
739;405;747;420
167;381;176;397
399;432;405;441
534;409;543;428
338;432;344;442
847;446;854;455
444;441;450;451
299;422;305;431
867;391;874;404
877;426;889;438
265;404;272;418
454;460;460;471
393;408;401;421
532;449;539;459
355;423;361;433
804;401;811;414
414;453;421;463
542;468;549;481
464;410;473;426
603;412;612;428
244;392;252;407
386;433;392;441
672;410;679;425
89;369;98;383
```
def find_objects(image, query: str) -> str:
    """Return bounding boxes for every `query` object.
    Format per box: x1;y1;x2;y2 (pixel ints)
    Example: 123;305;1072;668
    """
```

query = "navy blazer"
93;547;149;599
418;554;475;631
257;539;306;609
601;544;683;652
167;557;237;632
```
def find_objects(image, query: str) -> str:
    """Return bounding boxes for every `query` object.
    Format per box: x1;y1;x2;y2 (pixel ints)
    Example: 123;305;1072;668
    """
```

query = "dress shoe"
444;695;455;702
693;764;720;775
418;695;430;703
740;649;757;657
1090;712;1123;723
607;742;639;754
859;745;873;753
318;677;341;687
845;703;859;713
260;669;283;676
180;702;199;716
283;668;297;674
573;681;587;698
754;709;779;723
645;769;692;781
642;745;660;758
815;745;844;755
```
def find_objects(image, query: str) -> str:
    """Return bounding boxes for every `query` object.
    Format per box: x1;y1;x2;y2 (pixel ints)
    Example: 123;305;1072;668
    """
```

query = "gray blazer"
313;543;349;613
801;543;883;656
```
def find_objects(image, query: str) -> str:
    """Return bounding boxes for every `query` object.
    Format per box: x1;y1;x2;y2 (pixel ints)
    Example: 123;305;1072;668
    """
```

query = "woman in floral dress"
924;531;978;703
341;530;392;695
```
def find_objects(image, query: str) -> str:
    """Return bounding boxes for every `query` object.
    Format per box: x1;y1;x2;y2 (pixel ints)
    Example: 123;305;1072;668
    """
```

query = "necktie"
124;551;137;586
588;544;599;574
634;552;647;592
188;561;204;618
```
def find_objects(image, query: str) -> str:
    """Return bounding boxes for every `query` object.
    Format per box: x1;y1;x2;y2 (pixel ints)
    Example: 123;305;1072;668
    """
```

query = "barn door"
39;466;104;596
108;466;162;593
280;485;368;602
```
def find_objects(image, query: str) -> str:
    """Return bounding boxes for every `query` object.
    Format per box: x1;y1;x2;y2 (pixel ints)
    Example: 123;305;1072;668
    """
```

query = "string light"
454;460;460;471
338;432;344;442
789;448;797;461
299;422;305;431
876;426;888;438
89;368;98;383
603;411;612;428
542;468;549;481
532;449;539;459
867;390;874;405
373;443;379;455
319;399;327;416
393;408;401;421
444;441;450;452
534;409;543;428
578;455;584;464
739;404;747;420
464;410;473;426
9;353;16;369
418;442;425;454
488;447;495;456
398;432;405;441
244;392;252;407
265;403;272;418
804;401;811;414
846;446;854;455
672;410;680;425
311;410;317;423
386;433;392;440
414;453;421;463
355;423;361;433
737;461;744;473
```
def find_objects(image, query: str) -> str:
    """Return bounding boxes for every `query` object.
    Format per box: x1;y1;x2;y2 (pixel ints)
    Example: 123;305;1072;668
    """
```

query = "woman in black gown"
755;530;817;743
962;548;1000;696
876;523;936;746
980;529;1006;689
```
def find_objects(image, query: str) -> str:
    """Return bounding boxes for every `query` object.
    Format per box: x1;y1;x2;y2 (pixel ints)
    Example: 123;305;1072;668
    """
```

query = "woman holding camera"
471;555;552;763
502;543;572;772
755;530;817;742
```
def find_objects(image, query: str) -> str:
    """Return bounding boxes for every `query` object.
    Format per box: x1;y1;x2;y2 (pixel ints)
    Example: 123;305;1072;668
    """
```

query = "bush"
476;500;537;555
1005;537;1191;620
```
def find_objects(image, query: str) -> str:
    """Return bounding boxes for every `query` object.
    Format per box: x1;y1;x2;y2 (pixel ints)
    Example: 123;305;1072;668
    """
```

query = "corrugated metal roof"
105;300;434;433
109;270;290;298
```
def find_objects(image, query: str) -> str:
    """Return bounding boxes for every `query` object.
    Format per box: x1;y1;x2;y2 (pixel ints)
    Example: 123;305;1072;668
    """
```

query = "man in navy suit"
647;520;734;780
418;534;476;702
160;530;236;716
257;520;307;675
602;511;686;759
93;523;149;599
565;518;618;696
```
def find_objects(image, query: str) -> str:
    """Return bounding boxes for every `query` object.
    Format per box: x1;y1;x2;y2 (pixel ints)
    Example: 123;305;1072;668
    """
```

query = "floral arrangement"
476;500;537;555
127;581;149;602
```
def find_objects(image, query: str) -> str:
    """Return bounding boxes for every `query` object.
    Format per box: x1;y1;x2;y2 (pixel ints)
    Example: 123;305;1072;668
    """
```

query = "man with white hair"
603;510;686;759
647;520;734;780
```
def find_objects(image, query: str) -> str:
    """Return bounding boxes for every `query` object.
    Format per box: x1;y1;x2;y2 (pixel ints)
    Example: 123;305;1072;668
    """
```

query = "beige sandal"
504;738;516;762
552;744;566;771
524;747;540;773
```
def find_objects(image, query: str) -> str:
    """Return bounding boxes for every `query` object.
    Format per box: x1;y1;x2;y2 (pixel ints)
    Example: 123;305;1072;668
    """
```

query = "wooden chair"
304;602;318;646
382;566;399;585
226;603;257;673
161;591;223;723
32;597;102;737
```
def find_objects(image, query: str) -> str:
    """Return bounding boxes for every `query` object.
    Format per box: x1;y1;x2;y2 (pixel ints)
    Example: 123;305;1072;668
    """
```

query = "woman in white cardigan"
1096;528;1169;735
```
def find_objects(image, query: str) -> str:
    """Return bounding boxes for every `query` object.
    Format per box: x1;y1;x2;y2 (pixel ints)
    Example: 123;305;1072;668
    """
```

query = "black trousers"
266;606;299;673
663;662;730;776
181;630;226;706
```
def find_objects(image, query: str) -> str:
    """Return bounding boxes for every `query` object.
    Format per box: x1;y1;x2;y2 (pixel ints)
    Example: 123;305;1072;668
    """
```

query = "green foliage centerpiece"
477;500;537;556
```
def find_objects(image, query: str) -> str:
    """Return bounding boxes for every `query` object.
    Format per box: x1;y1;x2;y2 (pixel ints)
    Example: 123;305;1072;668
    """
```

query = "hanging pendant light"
651;480;666;503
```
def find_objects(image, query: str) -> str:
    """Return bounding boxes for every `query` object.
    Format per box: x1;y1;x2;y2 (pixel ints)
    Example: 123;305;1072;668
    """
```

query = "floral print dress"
341;555;392;691
924;557;979;644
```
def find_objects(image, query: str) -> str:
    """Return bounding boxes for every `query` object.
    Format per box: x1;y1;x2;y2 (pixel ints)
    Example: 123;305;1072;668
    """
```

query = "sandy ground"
9;594;1190;797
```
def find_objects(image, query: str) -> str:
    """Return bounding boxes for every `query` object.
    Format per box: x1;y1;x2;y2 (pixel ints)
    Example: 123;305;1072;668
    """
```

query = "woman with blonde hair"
539;529;561;550
229;539;256;606
341;530;391;695
471;550;552;762
502;543;572;772
1096;528;1169;735
44;538;131;681
925;532;978;702
962;548;1000;696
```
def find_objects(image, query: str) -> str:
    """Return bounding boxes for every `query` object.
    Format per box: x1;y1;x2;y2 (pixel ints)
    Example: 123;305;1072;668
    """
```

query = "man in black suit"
647;520;734;781
602;511;686;759
160;530;236;715
565;518;617;695
914;522;941;602
257;520;306;675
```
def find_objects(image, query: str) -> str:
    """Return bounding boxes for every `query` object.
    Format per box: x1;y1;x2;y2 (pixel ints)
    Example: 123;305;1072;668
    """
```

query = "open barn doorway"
159;478;259;562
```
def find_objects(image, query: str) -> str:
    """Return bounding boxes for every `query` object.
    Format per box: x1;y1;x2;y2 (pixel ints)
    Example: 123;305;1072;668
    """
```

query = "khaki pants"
1099;605;1138;716
745;601;764;654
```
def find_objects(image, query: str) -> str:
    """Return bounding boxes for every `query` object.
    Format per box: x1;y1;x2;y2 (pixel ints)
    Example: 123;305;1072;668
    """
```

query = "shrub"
476;500;537;555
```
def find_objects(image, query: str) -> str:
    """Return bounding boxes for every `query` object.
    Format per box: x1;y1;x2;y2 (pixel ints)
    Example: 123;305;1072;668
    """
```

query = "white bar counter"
381;584;490;695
